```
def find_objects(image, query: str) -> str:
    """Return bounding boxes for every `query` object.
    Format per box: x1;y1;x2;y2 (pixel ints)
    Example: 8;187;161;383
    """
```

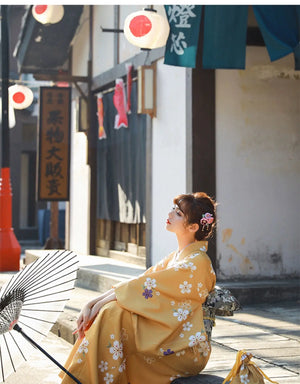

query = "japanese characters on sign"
37;87;71;201
164;5;202;68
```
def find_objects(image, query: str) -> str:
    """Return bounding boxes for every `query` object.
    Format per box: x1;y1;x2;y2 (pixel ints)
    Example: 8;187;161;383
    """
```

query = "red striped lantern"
124;8;170;50
9;85;34;110
32;5;64;25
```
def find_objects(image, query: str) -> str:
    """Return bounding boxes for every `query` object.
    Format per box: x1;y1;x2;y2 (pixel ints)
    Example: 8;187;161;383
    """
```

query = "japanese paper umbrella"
0;250;82;383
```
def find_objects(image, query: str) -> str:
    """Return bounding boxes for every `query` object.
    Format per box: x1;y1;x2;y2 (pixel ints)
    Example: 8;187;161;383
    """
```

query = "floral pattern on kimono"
114;241;216;358
60;241;216;384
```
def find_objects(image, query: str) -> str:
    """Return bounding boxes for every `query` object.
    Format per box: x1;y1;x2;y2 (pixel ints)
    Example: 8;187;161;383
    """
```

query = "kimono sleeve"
142;252;175;275
114;251;216;327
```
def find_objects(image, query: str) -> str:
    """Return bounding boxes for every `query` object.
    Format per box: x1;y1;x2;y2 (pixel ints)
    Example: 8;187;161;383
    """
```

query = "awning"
13;5;83;74
164;5;300;70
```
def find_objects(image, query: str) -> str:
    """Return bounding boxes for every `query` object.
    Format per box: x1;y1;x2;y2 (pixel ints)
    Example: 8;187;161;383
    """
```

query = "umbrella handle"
13;324;83;384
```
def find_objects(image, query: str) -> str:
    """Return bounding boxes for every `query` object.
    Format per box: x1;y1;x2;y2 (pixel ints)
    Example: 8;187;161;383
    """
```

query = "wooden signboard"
37;87;71;201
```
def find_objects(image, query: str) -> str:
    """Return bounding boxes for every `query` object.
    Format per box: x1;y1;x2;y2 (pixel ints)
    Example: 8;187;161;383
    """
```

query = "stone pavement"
201;301;300;384
0;250;299;383
4;331;70;384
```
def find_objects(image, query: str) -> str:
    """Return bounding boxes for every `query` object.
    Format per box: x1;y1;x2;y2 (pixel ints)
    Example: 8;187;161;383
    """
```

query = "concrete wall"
216;47;300;279
68;100;90;254
69;5;90;254
93;5;114;76
72;5;89;76
151;59;188;265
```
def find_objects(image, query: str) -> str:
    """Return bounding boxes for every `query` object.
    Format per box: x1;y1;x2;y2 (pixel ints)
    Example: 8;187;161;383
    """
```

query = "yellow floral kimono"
60;241;216;384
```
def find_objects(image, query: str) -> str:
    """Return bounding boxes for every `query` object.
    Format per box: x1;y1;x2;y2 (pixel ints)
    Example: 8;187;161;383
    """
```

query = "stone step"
75;253;145;291
107;249;146;267
218;279;300;305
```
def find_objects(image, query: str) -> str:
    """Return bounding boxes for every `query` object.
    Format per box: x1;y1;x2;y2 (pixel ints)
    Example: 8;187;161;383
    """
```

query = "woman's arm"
75;288;116;338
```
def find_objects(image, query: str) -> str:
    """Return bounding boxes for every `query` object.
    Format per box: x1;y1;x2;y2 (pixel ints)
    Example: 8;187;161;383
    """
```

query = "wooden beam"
34;73;89;83
192;8;217;271
74;81;88;101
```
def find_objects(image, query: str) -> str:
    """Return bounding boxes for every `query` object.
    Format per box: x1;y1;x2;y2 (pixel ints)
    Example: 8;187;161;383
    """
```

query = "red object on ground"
0;167;21;271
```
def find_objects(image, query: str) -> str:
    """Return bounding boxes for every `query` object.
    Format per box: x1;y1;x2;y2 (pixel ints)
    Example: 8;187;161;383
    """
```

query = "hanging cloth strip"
202;5;248;69
164;5;203;68
164;5;300;70
253;5;300;70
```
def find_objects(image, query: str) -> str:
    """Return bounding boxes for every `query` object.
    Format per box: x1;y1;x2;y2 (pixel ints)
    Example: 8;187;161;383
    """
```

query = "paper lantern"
9;85;34;110
32;5;64;25
124;8;170;50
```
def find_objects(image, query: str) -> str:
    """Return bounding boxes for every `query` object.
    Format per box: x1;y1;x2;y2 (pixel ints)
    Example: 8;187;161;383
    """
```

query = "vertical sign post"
37;87;71;248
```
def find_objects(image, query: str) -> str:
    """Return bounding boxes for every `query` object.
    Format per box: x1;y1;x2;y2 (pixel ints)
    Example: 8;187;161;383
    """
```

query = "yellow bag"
223;350;279;384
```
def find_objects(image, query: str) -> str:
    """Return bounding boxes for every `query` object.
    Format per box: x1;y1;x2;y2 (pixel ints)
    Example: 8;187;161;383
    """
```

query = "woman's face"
166;204;189;235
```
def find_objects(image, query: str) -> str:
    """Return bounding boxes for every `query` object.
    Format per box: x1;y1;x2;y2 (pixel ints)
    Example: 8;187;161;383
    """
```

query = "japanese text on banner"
38;87;71;201
164;5;202;68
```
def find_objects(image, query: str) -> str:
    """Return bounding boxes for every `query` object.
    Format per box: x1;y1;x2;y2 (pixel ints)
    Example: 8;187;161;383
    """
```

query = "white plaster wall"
72;5;89;76
151;59;188;265
68;6;91;254
119;5;144;63
72;5;114;77
93;6;114;76
216;47;300;279
69;99;90;254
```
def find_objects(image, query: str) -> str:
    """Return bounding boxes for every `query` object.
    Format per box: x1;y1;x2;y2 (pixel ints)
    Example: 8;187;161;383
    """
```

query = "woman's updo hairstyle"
173;192;216;241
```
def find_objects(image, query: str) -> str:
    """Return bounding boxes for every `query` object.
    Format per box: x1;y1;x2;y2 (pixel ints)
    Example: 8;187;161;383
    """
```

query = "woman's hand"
74;290;117;339
76;302;94;339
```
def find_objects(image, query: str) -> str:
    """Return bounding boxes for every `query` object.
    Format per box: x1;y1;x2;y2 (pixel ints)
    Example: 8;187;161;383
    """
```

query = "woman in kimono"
61;192;216;384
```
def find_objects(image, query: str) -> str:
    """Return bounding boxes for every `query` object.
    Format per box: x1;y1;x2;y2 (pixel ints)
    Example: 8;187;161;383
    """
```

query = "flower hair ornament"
200;213;214;231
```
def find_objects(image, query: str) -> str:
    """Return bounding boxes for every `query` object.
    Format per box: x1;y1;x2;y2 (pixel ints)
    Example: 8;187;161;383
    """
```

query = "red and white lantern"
32;5;64;25
9;84;34;110
124;8;170;50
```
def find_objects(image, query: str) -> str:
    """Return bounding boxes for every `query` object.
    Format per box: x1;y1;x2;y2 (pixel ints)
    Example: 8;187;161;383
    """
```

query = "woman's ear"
189;223;199;233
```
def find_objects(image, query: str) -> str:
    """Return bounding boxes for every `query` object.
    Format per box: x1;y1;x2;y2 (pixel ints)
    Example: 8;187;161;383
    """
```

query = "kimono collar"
178;241;208;260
